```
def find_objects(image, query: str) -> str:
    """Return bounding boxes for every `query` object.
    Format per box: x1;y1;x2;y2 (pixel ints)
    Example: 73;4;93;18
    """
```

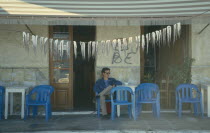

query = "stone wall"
191;21;210;85
0;24;49;113
95;26;141;84
191;21;210;114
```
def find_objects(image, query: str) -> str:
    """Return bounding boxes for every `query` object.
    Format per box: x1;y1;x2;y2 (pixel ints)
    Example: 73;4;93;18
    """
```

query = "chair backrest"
176;83;200;99
135;83;159;101
29;85;54;102
0;86;5;96
111;86;134;102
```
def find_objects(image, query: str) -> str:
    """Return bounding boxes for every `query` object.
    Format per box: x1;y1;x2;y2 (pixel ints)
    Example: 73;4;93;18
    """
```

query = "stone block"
35;68;49;81
24;69;36;81
0;69;12;81
12;69;24;82
23;81;36;87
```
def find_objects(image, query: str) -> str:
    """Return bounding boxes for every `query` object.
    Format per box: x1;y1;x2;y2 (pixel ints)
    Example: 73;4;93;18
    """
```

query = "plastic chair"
176;83;203;117
25;85;54;121
95;92;112;118
0;86;5;120
110;86;134;120
135;83;160;119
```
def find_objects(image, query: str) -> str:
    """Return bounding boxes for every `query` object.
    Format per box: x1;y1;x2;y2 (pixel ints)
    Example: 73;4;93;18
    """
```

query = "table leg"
116;90;121;117
10;93;13;115
132;96;135;119
21;91;25;119
117;105;120;117
201;88;205;115
207;87;210;117
4;92;9;119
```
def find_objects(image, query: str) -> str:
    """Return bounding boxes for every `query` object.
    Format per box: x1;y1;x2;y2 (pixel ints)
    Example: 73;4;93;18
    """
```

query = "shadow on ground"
0;113;210;132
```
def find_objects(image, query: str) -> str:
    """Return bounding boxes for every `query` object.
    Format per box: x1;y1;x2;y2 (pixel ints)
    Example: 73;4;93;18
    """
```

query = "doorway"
73;26;96;111
141;25;190;110
49;26;73;110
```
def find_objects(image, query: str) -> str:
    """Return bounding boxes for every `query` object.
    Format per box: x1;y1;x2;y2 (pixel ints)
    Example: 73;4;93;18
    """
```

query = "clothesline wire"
0;29;24;33
1;22;179;45
184;9;210;21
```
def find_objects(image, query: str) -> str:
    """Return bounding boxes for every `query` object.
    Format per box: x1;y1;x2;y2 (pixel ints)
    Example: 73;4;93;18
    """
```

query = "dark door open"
141;25;190;110
73;26;96;110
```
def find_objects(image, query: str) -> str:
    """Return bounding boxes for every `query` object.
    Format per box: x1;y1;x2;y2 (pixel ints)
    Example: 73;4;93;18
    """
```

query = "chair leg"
152;103;156;117
111;105;115;120
135;103;138;120
200;101;204;118
0;105;2;120
49;104;52;118
26;105;30;116
193;103;198;116
135;103;138;118
45;105;49;121
128;105;132;119
178;102;182;118
135;103;142;120
176;93;178;114
156;102;160;118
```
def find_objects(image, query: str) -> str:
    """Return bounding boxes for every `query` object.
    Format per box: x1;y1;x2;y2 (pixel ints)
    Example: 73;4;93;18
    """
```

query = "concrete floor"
0;113;210;133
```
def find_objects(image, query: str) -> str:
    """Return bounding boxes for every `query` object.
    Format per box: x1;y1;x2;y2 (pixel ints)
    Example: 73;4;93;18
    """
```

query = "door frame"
49;26;74;110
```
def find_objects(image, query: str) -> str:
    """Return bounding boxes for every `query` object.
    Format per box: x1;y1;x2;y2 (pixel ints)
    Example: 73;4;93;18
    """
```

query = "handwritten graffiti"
112;45;137;64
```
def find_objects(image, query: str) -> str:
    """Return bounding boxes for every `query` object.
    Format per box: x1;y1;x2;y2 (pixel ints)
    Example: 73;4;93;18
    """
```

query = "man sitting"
93;67;122;117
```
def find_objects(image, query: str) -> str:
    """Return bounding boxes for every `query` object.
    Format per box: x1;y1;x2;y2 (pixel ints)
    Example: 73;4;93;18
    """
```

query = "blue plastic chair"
95;92;112;118
25;85;54;121
110;86;134;120
135;83;160;119
0;86;5;120
176;83;203;118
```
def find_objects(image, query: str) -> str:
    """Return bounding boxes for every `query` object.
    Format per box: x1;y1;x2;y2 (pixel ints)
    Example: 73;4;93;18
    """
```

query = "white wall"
95;26;141;84
0;24;49;87
0;24;48;67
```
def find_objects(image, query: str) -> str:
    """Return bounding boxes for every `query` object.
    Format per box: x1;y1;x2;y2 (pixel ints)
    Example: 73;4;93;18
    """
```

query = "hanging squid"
141;35;145;51
80;42;86;60
106;40;111;55
117;39;122;55
32;35;38;55
88;41;92;60
152;32;156;47
73;41;77;59
92;41;96;58
167;26;172;47
112;39;117;50
66;41;70;59
43;37;48;56
59;40;64;59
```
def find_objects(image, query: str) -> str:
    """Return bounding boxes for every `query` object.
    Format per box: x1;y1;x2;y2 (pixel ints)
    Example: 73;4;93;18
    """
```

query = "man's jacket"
93;78;122;93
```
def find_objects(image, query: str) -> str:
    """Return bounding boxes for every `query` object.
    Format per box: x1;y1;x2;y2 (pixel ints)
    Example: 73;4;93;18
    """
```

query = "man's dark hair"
101;67;110;73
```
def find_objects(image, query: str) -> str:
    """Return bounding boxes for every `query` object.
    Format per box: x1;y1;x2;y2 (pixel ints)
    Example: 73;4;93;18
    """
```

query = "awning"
0;0;210;25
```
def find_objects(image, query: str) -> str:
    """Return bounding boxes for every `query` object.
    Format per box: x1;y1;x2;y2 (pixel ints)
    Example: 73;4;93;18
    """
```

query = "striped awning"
0;0;210;25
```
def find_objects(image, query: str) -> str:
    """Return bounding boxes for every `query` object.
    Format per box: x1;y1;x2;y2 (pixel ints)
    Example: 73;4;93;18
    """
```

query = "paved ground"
0;113;210;133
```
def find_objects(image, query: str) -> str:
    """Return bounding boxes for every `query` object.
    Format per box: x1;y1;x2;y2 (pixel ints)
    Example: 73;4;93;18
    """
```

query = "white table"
117;84;137;117
4;86;29;119
201;84;210;117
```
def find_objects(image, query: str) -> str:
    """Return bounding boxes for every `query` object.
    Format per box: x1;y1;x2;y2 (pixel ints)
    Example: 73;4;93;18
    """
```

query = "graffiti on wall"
112;45;138;64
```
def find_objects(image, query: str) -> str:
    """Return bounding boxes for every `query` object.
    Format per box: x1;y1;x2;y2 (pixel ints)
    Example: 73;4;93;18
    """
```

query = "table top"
201;84;210;90
5;86;29;92
119;84;138;91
